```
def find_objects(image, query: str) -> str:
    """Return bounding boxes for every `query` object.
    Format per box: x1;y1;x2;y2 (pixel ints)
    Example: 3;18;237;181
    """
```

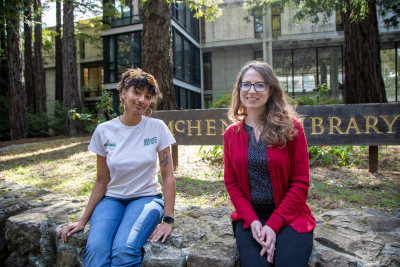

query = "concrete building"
44;0;400;114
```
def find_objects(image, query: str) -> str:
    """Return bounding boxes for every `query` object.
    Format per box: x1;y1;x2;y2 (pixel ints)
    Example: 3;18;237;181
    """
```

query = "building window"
204;94;212;109
336;9;343;31
255;51;263;61
175;86;201;109
381;42;399;102
201;17;205;43
203;53;212;91
254;16;263;38
103;31;142;83
171;3;200;41
273;47;344;99
84;66;103;97
104;0;142;28
271;6;281;37
173;28;201;87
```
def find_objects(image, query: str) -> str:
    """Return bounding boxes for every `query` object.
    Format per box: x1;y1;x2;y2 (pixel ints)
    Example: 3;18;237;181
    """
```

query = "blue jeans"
83;195;164;267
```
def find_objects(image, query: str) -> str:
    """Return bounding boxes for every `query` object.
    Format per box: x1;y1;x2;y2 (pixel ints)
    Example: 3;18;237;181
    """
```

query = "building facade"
43;0;400;116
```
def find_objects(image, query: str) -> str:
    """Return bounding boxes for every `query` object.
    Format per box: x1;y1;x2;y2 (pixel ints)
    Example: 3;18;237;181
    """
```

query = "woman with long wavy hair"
224;61;315;266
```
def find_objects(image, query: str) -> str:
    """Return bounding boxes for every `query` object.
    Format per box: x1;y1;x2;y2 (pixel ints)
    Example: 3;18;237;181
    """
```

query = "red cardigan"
223;120;316;234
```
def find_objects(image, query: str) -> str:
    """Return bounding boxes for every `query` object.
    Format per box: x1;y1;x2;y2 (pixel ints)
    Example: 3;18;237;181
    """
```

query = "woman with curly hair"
60;68;176;266
224;61;316;266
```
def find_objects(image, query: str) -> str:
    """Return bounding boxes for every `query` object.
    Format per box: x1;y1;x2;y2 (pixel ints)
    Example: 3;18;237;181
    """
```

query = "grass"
1;139;399;215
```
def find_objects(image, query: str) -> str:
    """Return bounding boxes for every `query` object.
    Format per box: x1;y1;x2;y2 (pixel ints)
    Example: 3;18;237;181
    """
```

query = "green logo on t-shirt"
144;137;157;146
104;142;116;147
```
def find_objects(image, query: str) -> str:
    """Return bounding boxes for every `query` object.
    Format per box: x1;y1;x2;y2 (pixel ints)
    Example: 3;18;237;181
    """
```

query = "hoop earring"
145;109;153;117
123;99;126;110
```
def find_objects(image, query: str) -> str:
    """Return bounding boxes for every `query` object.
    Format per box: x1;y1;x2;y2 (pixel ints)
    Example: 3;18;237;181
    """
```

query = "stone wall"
1;179;399;267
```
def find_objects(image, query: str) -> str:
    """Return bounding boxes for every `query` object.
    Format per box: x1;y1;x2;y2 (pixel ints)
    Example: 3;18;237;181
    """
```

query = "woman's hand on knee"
250;220;267;247
148;222;173;243
260;225;276;263
59;221;85;244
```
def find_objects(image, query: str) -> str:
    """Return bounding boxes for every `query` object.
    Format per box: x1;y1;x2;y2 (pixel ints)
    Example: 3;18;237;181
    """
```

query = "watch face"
163;216;174;223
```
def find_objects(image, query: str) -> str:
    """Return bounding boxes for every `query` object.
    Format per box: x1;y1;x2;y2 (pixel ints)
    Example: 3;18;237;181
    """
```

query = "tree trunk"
0;0;8;96
24;0;35;113
6;0;28;139
141;0;177;110
343;0;387;104
63;0;83;136
33;0;47;119
55;0;63;102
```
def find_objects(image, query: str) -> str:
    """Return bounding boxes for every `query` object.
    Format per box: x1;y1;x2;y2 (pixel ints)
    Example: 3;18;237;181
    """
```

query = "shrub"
211;94;232;109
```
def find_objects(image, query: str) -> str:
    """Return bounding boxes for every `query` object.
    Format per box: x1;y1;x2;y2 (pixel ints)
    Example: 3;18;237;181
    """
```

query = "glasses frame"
239;82;268;92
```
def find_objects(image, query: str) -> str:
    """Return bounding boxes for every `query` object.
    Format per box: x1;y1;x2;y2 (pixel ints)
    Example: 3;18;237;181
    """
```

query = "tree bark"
55;0;63;102
33;0;47;120
6;0;28;139
24;0;35;113
343;0;387;104
0;0;8;96
63;0;83;135
141;0;177;110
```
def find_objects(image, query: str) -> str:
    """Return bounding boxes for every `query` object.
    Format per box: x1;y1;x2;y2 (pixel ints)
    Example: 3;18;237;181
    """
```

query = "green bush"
28;111;50;138
295;84;344;106
211;94;232;108
48;100;66;136
308;145;367;167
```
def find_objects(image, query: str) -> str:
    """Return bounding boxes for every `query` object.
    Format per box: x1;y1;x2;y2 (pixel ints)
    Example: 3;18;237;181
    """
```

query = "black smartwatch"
163;216;174;224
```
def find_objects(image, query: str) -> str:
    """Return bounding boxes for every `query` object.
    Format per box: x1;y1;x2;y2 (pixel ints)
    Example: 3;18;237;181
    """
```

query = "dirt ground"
0;134;91;149
1;136;399;214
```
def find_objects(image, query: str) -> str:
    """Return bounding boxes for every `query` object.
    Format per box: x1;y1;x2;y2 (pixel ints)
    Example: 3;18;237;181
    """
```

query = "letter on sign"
311;117;324;134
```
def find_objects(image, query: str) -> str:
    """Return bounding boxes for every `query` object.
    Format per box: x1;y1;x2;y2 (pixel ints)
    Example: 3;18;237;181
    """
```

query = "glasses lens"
240;82;250;91
255;83;267;91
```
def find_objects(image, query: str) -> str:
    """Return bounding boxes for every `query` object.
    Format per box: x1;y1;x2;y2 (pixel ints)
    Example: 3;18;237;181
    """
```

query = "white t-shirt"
88;116;176;199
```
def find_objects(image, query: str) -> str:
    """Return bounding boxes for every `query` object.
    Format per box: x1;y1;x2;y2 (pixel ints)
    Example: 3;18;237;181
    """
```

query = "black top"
244;122;275;205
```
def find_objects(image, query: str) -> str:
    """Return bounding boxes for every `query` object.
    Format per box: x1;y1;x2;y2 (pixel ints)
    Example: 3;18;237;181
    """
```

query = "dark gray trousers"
235;219;313;267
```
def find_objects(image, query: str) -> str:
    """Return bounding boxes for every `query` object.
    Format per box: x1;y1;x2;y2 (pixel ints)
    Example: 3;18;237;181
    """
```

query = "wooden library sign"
152;103;400;172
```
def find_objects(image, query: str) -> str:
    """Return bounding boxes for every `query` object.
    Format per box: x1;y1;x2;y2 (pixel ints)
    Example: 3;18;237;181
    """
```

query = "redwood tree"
63;0;83;135
343;0;387;103
33;0;48;115
6;0;28;139
55;0;63;102
141;0;177;110
24;0;36;113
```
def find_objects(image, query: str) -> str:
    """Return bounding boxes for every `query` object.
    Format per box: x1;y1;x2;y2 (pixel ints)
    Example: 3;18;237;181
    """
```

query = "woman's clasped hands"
250;220;277;264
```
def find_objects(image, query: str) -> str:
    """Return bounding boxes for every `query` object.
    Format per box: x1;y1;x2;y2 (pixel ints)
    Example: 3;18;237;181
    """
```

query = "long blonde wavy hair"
228;61;300;148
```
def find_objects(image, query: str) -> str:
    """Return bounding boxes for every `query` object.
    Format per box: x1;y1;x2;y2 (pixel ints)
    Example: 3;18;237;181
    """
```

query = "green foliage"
69;88;118;133
244;0;398;31
48;100;66;136
198;145;224;161
28;100;68;137
308;145;367;166
211;94;232;108
377;0;400;29
96;88;116;120
28;112;50;138
294;84;344;106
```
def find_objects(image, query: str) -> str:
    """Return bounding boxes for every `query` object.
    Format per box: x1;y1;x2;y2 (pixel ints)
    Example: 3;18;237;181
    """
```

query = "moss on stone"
70;215;77;223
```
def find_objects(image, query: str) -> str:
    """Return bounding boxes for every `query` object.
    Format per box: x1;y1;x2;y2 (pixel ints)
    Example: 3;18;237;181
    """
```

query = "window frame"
103;31;142;84
103;0;143;28
171;2;200;42
172;28;201;87
271;5;281;37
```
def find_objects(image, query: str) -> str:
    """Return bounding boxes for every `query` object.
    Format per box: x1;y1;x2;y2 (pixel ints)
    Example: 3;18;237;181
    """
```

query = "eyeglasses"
239;82;268;92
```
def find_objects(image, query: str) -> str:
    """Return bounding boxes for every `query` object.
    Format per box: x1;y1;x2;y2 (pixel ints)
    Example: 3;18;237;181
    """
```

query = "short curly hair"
117;68;163;113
